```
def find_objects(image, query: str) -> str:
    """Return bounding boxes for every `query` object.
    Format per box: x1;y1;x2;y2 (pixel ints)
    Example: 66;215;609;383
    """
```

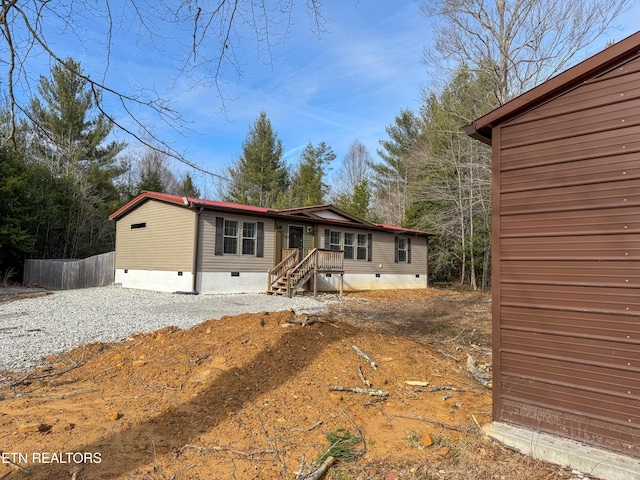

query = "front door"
289;226;304;260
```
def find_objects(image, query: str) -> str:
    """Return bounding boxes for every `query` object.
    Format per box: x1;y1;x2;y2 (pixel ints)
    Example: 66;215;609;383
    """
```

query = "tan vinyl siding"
493;53;640;456
320;226;427;275
198;211;275;272
115;200;194;271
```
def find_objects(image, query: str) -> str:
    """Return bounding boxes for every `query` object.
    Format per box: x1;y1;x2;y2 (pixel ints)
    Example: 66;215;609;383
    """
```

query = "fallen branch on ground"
329;386;387;397
296;455;336;480
11;388;99;399
352;345;377;370
256;413;290;480
184;443;275;458
430;385;463;392
9;348;87;388
438;349;461;362
341;409;366;456
404;380;429;387
363;397;386;407
357;365;371;387
466;355;492;388
300;456;335;480
0;453;30;474
392;413;472;432
471;414;483;431
286;316;318;326
291;421;323;433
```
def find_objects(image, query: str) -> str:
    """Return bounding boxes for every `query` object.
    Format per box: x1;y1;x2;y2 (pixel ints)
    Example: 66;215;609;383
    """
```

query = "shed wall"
494;54;640;457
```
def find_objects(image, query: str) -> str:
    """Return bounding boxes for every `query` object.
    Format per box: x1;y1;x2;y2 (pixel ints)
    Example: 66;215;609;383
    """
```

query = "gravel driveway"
0;285;336;372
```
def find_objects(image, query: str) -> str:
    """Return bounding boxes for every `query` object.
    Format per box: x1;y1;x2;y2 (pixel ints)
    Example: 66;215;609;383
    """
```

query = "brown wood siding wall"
494;54;640;457
319;226;427;275
197;211;275;272
114;201;195;271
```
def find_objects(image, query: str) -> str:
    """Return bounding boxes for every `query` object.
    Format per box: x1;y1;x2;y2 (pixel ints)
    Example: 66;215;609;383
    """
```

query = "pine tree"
179;172;201;198
226;111;288;208
28;57;127;258
290;141;335;206
372;109;424;225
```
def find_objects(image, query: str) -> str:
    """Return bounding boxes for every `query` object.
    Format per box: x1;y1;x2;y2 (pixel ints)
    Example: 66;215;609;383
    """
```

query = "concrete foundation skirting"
484;422;640;480
115;269;194;293
197;272;267;294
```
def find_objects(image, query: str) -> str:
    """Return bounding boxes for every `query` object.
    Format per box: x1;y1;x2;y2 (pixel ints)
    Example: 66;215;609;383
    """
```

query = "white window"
344;233;354;260
223;219;238;254
242;222;257;255
398;238;409;263
357;234;368;260
329;231;342;251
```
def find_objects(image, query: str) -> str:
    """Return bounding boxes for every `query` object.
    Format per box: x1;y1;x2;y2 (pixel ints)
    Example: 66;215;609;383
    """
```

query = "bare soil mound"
0;289;588;479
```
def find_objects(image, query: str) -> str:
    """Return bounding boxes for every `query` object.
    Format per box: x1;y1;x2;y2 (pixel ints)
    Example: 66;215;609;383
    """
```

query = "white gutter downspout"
191;206;203;293
425;234;429;288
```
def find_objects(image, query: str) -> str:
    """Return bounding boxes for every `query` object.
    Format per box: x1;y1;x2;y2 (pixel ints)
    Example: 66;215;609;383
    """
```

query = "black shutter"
256;222;264;257
394;237;399;263
215;217;224;255
367;234;373;262
324;229;330;249
407;237;412;264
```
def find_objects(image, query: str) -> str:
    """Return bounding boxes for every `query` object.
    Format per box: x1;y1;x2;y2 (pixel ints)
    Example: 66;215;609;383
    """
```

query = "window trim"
215;217;264;257
344;232;355;260
325;229;372;262
394;236;411;263
242;221;257;255
356;233;368;260
223;219;239;255
329;230;342;251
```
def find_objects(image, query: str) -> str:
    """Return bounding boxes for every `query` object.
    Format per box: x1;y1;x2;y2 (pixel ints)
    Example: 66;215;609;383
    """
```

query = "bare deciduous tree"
330;139;373;219
422;0;633;103
332;139;371;198
0;1;325;171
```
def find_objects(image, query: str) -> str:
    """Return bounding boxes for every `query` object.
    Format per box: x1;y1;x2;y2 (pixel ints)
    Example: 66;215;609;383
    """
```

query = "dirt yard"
0;289;591;479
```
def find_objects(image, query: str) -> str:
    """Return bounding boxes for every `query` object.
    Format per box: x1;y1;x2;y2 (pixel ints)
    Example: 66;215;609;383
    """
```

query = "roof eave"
108;191;188;221
463;122;492;145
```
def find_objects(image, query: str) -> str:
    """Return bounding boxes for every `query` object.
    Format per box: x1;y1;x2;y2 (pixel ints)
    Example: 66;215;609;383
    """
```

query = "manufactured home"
109;191;431;295
465;31;640;475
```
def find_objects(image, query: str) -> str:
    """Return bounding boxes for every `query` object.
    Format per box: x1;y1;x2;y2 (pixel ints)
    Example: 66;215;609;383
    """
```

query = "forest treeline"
0;58;494;288
0;59;201;283
0;1;630;289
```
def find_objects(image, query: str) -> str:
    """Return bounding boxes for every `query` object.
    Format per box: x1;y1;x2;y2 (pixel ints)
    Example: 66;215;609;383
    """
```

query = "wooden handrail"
269;248;345;296
286;248;345;296
288;248;317;288
316;249;344;271
268;249;299;291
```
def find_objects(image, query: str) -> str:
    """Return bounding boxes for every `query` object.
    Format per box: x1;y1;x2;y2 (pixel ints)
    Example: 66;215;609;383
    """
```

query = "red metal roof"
374;223;428;235
109;191;432;236
108;191;274;220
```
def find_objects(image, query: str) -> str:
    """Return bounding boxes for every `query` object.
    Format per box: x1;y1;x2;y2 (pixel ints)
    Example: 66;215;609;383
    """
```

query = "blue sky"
102;0;434;192
9;1;640;194
45;0;432;193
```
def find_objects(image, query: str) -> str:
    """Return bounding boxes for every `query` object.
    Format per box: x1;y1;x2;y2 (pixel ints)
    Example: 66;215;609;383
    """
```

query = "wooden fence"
24;251;115;290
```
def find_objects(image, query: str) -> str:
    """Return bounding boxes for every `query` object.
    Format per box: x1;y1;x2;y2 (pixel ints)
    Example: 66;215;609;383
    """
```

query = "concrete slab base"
484;422;640;480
